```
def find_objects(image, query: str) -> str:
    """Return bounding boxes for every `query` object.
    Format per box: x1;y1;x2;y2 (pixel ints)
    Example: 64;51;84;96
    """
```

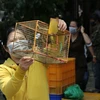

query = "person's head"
69;20;81;34
2;27;15;47
90;13;100;26
2;27;27;63
1;27;15;59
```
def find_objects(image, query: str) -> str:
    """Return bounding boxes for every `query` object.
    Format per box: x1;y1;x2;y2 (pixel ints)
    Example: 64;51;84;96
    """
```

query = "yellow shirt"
0;58;49;100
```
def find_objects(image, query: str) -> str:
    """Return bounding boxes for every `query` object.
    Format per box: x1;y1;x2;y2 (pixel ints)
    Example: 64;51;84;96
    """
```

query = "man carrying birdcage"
0;19;67;100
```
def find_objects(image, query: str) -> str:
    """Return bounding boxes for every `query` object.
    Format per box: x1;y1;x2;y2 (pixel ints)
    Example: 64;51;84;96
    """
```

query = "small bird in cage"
8;19;70;63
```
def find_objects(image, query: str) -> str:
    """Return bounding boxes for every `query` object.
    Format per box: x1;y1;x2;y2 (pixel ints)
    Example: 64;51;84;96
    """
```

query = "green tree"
0;0;68;43
0;0;68;22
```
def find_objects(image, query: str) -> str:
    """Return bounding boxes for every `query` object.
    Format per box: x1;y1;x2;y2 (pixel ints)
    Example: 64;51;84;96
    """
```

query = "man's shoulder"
0;63;12;71
95;24;100;29
92;24;100;34
0;64;8;69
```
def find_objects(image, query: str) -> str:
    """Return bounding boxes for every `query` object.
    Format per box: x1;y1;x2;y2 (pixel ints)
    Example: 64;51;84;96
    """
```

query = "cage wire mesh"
11;19;70;63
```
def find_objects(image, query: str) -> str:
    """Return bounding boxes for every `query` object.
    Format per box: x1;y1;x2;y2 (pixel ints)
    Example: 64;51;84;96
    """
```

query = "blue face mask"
69;27;77;34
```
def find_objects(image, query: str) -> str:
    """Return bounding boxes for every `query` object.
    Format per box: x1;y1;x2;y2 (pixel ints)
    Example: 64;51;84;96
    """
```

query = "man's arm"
0;65;26;99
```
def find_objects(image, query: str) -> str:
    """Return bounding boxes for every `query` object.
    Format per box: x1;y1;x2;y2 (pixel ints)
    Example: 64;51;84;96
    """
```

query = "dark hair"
0;27;15;59
70;19;82;28
2;27;15;47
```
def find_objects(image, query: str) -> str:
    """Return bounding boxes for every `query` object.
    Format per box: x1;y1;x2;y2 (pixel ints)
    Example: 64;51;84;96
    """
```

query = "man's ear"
3;45;9;53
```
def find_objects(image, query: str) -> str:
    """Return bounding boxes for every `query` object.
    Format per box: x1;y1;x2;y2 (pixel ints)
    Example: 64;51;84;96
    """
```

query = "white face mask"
7;40;33;58
69;27;77;34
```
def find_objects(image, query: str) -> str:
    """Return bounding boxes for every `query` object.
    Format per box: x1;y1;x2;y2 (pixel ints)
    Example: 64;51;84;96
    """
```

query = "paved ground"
0;62;96;100
86;62;95;91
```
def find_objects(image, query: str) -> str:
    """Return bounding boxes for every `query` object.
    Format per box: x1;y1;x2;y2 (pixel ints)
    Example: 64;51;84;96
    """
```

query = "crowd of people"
68;13;100;93
0;12;100;100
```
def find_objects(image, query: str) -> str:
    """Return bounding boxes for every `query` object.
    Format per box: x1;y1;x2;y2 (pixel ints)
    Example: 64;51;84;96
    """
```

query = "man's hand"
19;57;34;71
93;56;97;63
58;19;67;31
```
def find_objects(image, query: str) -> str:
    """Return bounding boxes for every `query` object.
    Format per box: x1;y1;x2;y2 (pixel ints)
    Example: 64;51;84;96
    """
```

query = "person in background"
90;13;100;92
0;19;67;100
68;20;96;91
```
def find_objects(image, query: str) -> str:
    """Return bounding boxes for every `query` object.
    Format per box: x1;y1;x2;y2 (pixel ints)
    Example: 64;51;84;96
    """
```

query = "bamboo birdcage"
12;18;70;63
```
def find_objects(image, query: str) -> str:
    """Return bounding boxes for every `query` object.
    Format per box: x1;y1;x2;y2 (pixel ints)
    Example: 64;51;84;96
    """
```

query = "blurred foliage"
0;0;68;40
0;0;68;22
